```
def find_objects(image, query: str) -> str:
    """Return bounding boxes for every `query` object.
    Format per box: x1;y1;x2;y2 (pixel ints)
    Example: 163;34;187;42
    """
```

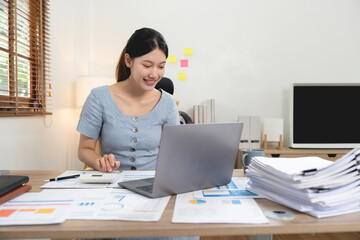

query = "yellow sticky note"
184;48;192;56
178;72;186;81
168;55;176;63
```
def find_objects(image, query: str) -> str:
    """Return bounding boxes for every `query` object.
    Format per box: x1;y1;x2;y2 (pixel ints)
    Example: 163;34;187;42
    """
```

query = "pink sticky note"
180;59;188;68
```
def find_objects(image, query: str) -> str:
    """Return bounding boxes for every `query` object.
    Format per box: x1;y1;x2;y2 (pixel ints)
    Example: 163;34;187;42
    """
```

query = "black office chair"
155;77;192;124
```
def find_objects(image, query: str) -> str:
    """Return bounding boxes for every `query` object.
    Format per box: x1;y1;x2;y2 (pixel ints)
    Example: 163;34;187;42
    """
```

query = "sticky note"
184;48;192;56
178;72;186;81
180;59;188;68
168;55;176;63
36;208;55;214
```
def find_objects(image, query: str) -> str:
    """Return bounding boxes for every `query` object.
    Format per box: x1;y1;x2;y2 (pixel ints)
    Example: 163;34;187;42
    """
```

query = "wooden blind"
0;0;51;116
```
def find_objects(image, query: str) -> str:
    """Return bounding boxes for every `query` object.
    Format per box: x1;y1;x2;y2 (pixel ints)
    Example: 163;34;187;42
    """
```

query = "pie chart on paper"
188;199;206;204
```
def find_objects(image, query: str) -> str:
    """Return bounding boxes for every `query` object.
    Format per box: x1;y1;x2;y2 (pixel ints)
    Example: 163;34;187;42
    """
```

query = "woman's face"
126;49;166;90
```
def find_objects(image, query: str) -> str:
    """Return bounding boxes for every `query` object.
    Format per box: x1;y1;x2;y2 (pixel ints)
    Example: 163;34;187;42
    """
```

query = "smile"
144;79;156;85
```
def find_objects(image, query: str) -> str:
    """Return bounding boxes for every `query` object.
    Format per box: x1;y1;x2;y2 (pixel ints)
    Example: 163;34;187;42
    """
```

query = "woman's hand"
78;134;120;172
97;154;121;172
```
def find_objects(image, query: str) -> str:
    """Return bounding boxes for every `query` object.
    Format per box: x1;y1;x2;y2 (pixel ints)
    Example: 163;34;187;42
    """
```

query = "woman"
77;28;180;172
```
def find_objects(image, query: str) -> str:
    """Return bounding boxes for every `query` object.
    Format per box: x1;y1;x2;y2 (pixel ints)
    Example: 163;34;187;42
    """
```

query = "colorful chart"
0;208;55;217
0;209;17;217
79;202;95;206
113;194;125;202
231;200;241;205
36;208;55;214
188;199;206;204
101;203;124;211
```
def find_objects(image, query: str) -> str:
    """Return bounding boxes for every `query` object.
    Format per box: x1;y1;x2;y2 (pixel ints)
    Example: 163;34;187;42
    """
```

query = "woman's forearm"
78;147;101;170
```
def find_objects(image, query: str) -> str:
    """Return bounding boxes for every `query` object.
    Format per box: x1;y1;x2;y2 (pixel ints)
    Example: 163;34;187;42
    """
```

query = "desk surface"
1;170;359;239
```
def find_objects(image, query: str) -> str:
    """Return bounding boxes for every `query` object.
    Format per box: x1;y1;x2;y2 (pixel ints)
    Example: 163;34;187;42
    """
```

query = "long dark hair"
116;28;168;82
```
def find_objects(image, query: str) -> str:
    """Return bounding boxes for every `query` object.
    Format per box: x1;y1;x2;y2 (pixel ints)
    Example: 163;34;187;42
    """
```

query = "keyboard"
136;184;153;193
142;178;155;184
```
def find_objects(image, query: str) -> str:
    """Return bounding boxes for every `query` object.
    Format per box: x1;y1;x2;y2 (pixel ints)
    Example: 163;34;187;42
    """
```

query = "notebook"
119;122;243;198
0;184;32;205
0;175;29;196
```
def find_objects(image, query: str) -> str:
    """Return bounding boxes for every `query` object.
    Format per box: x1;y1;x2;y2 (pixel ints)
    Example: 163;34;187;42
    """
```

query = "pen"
44;174;80;182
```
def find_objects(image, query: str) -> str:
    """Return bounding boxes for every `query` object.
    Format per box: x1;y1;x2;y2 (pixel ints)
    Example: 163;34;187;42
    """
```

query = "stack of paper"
246;147;360;218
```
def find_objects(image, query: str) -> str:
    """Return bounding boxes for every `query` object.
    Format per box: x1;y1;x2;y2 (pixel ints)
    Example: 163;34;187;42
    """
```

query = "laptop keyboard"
136;184;153;193
142;178;154;183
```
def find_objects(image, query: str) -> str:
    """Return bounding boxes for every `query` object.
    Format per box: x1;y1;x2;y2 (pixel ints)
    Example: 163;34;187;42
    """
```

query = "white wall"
1;0;360;170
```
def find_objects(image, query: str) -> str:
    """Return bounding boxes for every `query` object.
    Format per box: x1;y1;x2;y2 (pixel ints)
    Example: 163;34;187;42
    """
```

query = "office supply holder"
263;134;283;150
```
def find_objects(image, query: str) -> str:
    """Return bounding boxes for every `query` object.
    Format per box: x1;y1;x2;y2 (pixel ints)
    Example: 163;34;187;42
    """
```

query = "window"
0;0;50;116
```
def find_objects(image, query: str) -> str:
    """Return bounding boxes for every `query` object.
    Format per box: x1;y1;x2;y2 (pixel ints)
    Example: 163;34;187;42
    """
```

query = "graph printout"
193;177;261;199
94;189;170;221
42;188;169;222
172;192;268;224
0;192;72;225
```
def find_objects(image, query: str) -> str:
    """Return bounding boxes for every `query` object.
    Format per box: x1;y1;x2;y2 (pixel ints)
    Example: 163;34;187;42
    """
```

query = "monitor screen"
290;83;360;148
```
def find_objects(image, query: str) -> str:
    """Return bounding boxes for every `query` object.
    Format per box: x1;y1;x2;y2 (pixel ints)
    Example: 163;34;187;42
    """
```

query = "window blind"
0;0;51;116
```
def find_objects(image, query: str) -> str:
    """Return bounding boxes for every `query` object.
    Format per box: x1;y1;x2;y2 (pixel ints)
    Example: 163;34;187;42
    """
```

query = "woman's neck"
115;79;156;100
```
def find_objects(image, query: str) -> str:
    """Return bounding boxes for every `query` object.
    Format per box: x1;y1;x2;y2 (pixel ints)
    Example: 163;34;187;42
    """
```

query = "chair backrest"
155;77;192;124
155;77;174;95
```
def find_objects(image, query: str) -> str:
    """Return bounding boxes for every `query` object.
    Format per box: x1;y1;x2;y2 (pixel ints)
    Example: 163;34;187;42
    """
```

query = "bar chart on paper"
188;199;206;204
0;192;72;225
193;178;261;199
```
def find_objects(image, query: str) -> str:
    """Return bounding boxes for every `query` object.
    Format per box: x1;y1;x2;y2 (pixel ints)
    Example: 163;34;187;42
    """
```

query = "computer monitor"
290;83;360;148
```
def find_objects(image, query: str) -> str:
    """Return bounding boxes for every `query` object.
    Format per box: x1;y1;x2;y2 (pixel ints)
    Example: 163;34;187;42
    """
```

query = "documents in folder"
246;147;360;218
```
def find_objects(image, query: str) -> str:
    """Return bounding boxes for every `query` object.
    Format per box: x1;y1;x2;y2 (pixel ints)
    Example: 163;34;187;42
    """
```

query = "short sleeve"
76;89;103;140
164;94;180;126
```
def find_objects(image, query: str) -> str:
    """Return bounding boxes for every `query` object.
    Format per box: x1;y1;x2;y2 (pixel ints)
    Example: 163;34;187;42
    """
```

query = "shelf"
235;147;352;169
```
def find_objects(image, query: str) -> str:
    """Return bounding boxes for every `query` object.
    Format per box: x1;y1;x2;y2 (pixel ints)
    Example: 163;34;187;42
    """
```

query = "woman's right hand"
97;154;121;172
78;134;120;172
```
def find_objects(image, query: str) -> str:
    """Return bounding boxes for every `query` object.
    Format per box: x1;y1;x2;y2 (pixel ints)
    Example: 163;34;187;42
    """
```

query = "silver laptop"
118;122;243;198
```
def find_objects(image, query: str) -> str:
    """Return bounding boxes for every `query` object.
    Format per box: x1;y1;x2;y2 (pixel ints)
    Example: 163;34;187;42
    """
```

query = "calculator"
79;172;120;183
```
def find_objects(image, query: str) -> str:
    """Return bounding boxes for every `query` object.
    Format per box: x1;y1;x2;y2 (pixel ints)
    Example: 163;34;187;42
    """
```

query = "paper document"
193;177;261;199
0;170;9;175
42;188;169;221
41;188;111;219
109;170;155;188
172;192;268;224
0;192;72;225
41;171;121;189
94;188;170;221
251;156;333;180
